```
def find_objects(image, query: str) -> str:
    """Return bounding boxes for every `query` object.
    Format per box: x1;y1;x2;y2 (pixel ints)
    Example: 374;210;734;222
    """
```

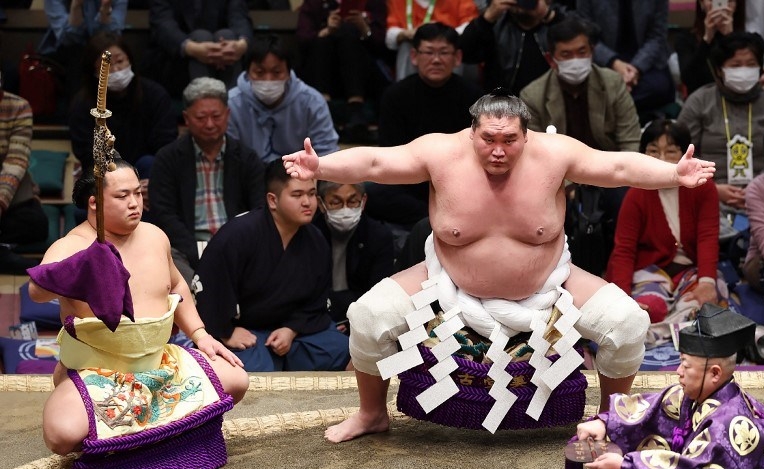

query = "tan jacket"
520;64;641;152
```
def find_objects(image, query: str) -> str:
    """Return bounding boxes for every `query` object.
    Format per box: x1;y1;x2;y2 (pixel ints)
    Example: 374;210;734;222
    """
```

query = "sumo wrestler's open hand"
675;144;716;188
283;138;319;180
197;333;244;367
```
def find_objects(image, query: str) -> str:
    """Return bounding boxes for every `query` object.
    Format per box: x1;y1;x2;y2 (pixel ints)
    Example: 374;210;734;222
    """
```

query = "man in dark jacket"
460;0;566;94
314;181;395;333
150;77;265;285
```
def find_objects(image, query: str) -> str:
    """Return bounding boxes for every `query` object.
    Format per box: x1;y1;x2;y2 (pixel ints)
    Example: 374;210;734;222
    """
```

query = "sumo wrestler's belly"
435;235;564;300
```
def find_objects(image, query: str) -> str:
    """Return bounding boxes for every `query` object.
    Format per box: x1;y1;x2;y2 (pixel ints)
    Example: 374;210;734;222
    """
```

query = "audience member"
520;14;641;275
194;161;350;372
378;22;483;146
69;32;178;222
296;0;389;143
460;0;567;94
676;31;764;212
674;0;747;97
151;77;265;286
0;84;47;274
575;0;676;122
385;0;478;81
606;119;726;349
28;158;248;456
314;181;395;333
574;304;763;469
38;0;129;111
366;22;481;232
144;0;253;98
227;34;339;164
743;172;764;292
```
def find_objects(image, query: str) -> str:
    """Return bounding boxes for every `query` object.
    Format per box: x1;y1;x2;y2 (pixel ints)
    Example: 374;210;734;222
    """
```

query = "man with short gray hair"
151;77;266;285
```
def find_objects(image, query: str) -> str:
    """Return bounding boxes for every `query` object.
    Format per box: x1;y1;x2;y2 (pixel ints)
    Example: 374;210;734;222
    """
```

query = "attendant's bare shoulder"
39;223;94;265
134;222;172;251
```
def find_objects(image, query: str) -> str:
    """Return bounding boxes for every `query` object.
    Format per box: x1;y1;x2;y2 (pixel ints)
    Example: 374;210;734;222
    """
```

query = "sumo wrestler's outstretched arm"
283;136;431;185
558;133;715;190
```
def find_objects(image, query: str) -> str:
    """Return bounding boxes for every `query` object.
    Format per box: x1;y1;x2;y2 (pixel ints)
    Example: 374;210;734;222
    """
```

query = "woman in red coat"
606;119;728;348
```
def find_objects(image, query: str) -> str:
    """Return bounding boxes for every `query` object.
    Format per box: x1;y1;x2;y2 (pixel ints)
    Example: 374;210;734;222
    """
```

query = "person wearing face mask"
69;32;178;222
674;0;747;97
461;0;568;96
313;181;395;334
227;35;339;164
677;32;764;214
520;14;641;276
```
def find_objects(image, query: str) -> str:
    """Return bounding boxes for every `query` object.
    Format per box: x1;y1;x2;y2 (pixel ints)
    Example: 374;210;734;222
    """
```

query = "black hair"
469;90;532;132
412;22;460;50
264;159;293;195
546;13;599;54
639;119;692;154
72;155;138;209
248;34;293;71
710;31;764;70
692;0;746;41
78;32;143;114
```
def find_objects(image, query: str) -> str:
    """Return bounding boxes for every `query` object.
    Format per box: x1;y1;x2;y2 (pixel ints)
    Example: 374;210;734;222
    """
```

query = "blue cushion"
0;337;57;374
28;150;68;196
19;281;61;331
732;284;764;325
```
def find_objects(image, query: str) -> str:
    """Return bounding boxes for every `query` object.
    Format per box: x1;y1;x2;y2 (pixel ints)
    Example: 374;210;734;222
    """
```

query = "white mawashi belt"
377;236;584;433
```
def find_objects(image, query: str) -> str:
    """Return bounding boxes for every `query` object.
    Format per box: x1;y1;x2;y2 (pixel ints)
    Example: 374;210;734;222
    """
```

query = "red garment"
385;0;477;29
605;183;719;295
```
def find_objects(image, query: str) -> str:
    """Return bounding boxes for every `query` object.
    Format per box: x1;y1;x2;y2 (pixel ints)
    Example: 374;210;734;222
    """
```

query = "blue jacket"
227;70;339;163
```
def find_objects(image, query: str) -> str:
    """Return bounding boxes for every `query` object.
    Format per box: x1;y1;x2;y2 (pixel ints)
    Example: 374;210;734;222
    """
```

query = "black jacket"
313;213;395;321
150;133;265;269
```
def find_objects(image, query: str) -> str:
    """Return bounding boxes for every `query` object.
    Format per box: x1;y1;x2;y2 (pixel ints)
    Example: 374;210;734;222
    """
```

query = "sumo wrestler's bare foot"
324;410;390;443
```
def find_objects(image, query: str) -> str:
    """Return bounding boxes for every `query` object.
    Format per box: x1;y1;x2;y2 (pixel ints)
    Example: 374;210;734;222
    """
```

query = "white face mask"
107;66;134;92
722;66;761;94
325;206;363;233
251;79;287;105
554;57;592;85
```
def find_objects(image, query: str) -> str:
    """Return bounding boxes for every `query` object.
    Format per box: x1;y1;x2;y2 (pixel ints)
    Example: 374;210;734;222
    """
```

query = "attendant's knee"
42;408;83;455
43;424;78;455
226;366;250;404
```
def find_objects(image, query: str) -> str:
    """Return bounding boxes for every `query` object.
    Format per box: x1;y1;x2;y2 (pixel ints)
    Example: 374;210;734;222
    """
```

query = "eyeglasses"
415;49;456;59
322;198;363;210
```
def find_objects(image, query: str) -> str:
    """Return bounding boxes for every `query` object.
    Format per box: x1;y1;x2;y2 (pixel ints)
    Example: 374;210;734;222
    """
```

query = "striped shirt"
0;92;33;211
193;138;227;240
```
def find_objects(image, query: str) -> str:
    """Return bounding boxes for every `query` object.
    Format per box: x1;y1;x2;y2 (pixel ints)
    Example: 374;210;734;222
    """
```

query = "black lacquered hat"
678;303;756;358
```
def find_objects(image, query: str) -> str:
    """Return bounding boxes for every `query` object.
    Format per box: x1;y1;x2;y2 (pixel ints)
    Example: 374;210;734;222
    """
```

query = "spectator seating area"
0;0;750;375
